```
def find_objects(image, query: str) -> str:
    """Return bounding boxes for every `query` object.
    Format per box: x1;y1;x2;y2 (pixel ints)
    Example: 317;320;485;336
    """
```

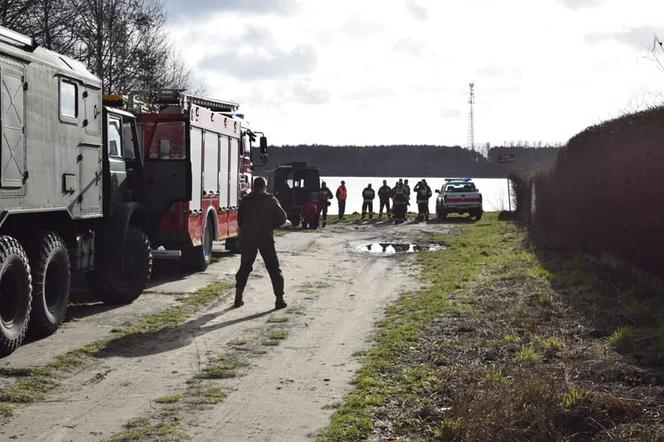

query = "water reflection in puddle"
356;243;446;254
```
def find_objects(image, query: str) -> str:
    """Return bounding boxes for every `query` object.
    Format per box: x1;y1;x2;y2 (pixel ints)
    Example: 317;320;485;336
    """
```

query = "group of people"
363;179;433;222
349;179;433;223
300;181;335;228
299;178;435;229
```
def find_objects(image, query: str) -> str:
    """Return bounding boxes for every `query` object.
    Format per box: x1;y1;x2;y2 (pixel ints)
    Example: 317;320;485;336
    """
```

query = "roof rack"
0;25;33;49
128;89;239;113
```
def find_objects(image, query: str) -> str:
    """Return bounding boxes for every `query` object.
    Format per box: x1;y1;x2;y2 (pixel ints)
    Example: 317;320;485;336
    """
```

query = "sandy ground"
0;220;446;441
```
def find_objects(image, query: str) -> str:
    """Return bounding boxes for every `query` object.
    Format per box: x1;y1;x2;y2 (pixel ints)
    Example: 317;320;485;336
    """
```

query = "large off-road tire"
0;236;32;357
474;210;483;220
183;215;214;271
437;209;448;220
26;232;70;338
89;225;152;305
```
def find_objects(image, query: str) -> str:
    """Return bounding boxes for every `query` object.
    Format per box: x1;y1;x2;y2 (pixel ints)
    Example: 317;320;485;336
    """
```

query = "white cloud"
394;38;426;56
164;0;297;20
558;0;603;9
165;0;664;146
292;78;331;104
201;45;317;79
406;0;428;21
586;26;663;50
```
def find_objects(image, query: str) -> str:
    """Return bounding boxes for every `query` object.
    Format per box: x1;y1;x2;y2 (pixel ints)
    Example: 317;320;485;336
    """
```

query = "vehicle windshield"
444;182;476;193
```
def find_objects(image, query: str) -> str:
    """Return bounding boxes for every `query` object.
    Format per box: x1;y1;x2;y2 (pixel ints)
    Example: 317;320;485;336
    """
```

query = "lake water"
321;177;513;215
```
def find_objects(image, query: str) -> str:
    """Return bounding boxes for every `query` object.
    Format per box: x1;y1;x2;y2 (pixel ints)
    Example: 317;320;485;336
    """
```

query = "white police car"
435;178;483;220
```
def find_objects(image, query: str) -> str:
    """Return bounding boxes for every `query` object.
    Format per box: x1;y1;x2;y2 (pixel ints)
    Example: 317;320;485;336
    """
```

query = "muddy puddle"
356;243;446;254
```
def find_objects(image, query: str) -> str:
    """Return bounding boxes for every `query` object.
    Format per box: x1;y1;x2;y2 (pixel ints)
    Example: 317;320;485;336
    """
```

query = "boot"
234;292;244;308
275;295;287;310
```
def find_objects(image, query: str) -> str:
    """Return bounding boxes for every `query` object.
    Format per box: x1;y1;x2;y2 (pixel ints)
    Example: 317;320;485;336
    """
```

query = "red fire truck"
128;90;267;270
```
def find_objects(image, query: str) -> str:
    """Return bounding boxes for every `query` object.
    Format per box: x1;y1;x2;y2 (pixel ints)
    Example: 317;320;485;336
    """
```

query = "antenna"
467;82;475;152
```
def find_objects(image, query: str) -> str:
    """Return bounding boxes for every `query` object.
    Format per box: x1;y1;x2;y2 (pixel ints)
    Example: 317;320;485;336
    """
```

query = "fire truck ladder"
128;89;240;114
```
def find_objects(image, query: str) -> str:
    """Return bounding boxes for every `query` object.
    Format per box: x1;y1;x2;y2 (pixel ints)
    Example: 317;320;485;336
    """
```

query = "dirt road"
0;220;445;441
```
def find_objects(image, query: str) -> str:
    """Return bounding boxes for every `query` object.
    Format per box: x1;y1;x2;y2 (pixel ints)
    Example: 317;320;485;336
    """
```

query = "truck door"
142;120;192;218
0;59;26;188
104;113;127;215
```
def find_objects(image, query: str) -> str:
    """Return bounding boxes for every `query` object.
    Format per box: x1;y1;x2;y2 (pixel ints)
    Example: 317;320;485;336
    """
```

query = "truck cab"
263;162;320;227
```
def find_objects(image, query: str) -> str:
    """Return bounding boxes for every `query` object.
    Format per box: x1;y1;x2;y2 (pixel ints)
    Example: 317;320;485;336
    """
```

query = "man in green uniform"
235;177;288;310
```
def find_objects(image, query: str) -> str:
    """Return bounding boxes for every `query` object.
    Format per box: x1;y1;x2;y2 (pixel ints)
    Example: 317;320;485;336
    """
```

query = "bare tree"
4;0;191;93
0;0;34;30
651;36;664;71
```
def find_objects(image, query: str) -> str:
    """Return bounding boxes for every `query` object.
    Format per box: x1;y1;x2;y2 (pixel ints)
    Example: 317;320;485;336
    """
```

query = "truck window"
122;123;136;160
107;117;122;157
60;80;77;118
445;183;476;193
149;121;186;160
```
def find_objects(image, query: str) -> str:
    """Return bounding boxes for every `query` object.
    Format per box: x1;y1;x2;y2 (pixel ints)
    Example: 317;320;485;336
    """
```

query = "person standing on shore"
318;181;333;227
234;177;288;310
404;179;411;208
414;179;432;221
361;183;376;219
336;181;347;220
378;180;392;219
391;181;408;223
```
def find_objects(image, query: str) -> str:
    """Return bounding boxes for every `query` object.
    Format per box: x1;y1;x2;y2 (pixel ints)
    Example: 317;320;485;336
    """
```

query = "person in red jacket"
302;195;319;229
336;181;347;220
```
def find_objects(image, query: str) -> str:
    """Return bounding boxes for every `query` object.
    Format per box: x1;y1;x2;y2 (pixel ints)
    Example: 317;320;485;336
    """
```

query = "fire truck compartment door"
143;123;192;215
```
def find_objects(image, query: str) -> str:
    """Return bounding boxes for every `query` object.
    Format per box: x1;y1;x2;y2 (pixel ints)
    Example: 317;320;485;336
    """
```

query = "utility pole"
467;82;475;152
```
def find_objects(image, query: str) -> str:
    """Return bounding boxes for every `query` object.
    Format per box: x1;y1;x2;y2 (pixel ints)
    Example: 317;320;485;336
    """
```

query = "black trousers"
393;204;407;219
338;200;346;219
418;202;429;215
379;198;390;217
235;240;284;297
362;201;373;218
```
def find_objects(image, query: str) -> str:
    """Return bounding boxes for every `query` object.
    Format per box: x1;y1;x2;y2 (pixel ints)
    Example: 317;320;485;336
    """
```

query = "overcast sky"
164;0;664;146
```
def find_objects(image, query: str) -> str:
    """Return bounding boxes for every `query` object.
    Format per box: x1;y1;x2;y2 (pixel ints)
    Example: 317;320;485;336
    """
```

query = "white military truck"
435;178;483;220
0;26;154;356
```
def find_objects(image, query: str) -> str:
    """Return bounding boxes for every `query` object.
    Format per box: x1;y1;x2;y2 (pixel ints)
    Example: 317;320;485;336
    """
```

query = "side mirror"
260;136;268;154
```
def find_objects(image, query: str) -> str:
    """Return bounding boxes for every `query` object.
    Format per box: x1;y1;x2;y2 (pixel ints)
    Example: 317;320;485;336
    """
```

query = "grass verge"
319;214;512;440
320;213;664;441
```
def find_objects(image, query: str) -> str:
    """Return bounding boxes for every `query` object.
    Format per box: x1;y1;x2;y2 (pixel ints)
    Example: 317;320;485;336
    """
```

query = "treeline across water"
253;145;559;178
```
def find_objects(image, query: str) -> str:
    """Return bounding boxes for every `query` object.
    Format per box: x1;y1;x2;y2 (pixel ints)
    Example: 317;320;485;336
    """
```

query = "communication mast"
467;82;475;152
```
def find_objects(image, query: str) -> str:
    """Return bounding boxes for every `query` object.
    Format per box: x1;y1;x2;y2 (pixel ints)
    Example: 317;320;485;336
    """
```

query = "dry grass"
358;218;664;441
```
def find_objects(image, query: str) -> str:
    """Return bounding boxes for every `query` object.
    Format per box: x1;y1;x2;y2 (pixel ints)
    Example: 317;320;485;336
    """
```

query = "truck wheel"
475;210;483;220
183;216;214;271
438;209;448;220
90;225;152;305
225;236;241;254
27;232;70;337
0;236;32;357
